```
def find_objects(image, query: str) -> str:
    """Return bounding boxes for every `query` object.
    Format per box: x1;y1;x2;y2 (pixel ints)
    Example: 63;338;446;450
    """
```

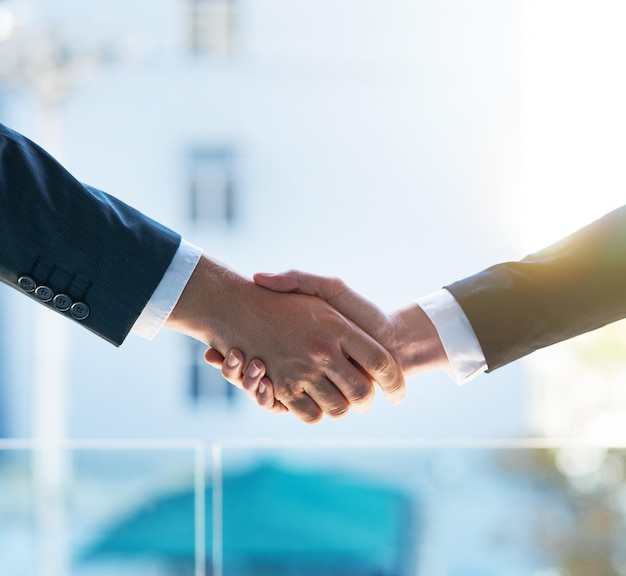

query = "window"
188;147;237;225
188;0;237;57
188;340;237;406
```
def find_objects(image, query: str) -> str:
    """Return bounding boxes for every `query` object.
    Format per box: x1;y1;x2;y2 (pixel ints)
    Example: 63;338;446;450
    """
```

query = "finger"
320;361;375;414
341;332;406;405
255;270;355;307
212;351;289;415
241;362;288;415
301;376;352;419
253;270;303;293
286;391;324;425
221;349;246;389
241;359;266;397
257;378;289;415
204;347;226;369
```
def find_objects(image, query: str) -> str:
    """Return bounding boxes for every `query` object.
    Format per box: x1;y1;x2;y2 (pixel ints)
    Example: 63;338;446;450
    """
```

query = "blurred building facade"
5;3;626;574
0;0;527;444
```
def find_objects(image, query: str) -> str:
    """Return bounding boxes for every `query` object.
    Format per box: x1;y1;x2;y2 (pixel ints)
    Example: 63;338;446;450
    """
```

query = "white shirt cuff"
416;289;487;385
131;239;203;340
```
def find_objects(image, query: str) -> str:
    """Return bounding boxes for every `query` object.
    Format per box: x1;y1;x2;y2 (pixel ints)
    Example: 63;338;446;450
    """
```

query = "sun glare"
520;0;626;253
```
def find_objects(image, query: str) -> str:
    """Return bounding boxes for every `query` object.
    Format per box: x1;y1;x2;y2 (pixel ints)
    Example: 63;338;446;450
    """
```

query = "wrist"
388;303;449;376
165;254;251;349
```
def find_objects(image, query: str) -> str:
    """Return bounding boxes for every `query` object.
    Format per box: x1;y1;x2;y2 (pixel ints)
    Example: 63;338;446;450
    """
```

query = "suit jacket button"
18;276;37;293
35;285;54;302
53;294;72;312
70;302;90;321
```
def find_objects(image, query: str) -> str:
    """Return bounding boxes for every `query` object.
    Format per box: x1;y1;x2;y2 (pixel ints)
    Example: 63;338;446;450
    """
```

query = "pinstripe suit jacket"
0;123;180;345
446;206;626;371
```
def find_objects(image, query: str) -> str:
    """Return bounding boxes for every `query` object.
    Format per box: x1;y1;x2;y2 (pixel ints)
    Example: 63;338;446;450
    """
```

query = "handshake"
3;122;621;419
166;204;626;424
166;256;450;424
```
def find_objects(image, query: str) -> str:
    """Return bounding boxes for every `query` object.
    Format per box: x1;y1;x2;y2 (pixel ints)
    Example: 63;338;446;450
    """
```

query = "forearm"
446;205;626;370
0;123;180;345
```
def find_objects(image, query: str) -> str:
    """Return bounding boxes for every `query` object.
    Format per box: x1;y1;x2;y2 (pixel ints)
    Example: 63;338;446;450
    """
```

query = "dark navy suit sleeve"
445;206;626;371
0;123;181;346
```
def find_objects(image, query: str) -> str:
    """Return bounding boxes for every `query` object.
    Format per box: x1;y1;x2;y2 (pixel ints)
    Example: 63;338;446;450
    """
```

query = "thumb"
254;270;349;302
253;270;309;294
255;271;389;348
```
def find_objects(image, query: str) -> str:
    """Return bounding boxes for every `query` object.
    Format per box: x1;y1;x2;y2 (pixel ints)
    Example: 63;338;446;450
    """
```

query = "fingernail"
249;363;262;378
258;382;266;395
226;352;239;368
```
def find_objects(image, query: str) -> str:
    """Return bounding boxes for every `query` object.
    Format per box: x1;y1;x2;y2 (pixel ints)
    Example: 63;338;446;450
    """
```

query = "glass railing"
215;441;626;576
2;440;626;575
0;440;205;576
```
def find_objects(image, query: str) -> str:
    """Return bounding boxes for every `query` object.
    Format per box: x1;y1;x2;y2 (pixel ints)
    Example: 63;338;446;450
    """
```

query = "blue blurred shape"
82;463;417;576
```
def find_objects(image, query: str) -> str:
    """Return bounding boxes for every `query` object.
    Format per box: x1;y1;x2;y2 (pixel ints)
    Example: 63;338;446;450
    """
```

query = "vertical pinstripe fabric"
446;206;626;371
0;123;181;345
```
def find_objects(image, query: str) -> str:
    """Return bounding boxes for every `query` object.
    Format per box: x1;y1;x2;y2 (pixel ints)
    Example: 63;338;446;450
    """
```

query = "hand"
253;271;448;377
204;347;287;415
166;256;406;423
207;270;449;410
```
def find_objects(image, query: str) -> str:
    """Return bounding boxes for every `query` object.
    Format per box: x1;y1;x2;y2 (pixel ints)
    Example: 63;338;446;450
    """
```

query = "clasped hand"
167;257;412;424
204;270;448;423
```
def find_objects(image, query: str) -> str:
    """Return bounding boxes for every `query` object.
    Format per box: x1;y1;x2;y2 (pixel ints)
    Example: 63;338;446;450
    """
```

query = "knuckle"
347;380;374;405
329;276;347;292
259;396;273;409
241;378;256;392
221;362;242;382
285;269;303;285
326;276;341;288
221;363;236;378
370;349;394;376
278;380;305;405
327;276;351;300
309;341;333;366
327;402;350;419
288;391;323;424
